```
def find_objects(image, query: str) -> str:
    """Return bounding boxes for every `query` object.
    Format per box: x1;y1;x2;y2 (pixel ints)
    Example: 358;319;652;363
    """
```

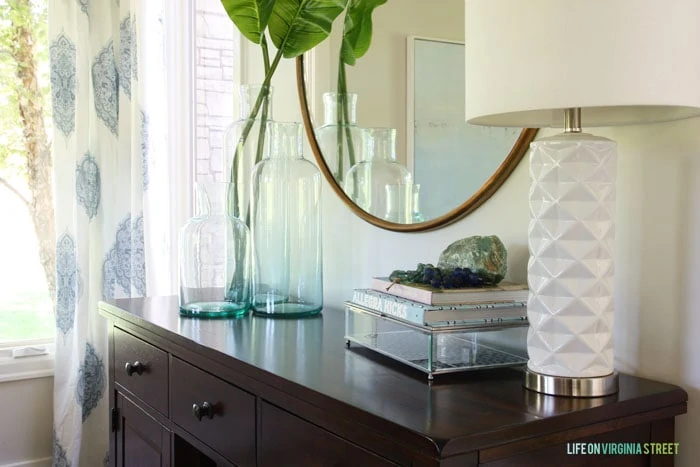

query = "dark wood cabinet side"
479;422;650;467
115;392;171;467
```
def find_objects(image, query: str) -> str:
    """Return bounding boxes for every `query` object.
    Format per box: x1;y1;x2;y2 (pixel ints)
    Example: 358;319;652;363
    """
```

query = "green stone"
437;235;507;284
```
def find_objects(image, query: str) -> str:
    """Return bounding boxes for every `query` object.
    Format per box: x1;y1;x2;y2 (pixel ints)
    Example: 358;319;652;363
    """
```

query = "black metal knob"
124;361;144;376
192;401;214;421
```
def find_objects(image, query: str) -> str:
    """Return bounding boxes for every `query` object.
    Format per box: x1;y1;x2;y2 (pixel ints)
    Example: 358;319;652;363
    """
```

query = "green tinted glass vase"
251;122;323;318
179;182;251;318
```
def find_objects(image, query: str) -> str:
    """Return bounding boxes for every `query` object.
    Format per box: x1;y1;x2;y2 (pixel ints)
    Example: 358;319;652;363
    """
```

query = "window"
0;0;242;350
0;0;53;347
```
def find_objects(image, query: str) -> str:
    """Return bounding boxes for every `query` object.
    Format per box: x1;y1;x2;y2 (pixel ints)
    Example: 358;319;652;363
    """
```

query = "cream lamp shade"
464;0;700;128
464;0;700;397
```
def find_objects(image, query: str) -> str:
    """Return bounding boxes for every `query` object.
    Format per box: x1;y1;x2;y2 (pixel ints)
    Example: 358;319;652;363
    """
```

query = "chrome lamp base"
524;368;619;397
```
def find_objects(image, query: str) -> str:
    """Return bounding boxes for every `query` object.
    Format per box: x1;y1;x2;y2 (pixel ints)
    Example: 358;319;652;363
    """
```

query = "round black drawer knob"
192;401;214;421
124;361;144;376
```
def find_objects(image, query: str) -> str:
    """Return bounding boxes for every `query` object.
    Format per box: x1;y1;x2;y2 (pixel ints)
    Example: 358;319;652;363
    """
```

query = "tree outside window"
0;0;54;344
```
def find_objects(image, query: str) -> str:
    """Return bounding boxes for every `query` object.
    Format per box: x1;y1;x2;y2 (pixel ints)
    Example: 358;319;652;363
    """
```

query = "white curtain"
49;0;176;465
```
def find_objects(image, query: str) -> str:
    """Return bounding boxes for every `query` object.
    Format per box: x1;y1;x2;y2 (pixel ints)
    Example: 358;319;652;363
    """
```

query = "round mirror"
296;1;537;232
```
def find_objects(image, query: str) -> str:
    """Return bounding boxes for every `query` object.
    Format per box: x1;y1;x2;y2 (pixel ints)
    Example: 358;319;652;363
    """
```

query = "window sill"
0;343;55;383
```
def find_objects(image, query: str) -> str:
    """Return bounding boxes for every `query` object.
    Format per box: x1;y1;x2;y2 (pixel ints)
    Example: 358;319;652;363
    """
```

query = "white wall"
0;377;53;466
603;120;700;465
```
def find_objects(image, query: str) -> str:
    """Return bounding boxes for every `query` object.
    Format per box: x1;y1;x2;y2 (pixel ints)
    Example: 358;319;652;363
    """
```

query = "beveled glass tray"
344;303;528;379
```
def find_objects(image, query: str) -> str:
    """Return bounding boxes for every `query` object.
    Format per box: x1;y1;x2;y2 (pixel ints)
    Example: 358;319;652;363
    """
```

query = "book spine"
351;289;416;321
350;289;525;325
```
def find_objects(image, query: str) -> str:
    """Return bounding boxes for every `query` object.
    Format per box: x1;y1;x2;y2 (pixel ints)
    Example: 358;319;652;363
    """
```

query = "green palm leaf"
340;0;387;65
268;0;348;59
220;0;276;44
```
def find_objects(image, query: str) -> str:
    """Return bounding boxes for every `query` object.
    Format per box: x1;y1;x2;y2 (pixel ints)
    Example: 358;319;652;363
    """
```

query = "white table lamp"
464;0;700;396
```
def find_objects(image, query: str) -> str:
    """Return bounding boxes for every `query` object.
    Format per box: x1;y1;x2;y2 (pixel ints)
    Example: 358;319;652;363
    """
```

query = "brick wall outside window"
195;0;236;182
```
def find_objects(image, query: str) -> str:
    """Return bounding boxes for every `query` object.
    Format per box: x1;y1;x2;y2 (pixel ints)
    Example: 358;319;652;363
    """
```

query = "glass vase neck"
322;92;358;126
194;182;233;216
239;84;273;120
363;128;397;161
269;122;303;159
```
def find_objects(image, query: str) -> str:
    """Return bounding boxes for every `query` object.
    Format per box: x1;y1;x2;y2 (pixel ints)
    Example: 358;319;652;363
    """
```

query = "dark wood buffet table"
100;296;687;467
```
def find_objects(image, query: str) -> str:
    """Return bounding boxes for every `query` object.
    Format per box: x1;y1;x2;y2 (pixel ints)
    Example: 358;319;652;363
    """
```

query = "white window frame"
164;0;196;264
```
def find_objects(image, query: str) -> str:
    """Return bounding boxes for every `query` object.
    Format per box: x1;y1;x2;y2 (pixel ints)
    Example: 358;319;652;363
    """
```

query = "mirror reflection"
305;0;534;226
408;37;523;221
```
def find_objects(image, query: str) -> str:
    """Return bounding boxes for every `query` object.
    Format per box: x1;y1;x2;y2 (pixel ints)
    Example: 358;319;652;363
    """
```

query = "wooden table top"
100;296;688;459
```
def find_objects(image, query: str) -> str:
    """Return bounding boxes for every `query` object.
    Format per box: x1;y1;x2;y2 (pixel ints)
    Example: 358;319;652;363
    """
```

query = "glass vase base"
252;303;322;319
180;302;249;319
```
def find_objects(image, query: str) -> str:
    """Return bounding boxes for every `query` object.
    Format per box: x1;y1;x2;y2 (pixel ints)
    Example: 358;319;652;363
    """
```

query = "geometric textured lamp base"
527;133;617;379
524;368;619;397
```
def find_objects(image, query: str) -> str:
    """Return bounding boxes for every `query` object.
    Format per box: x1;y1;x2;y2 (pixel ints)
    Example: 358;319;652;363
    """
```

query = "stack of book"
347;277;530;328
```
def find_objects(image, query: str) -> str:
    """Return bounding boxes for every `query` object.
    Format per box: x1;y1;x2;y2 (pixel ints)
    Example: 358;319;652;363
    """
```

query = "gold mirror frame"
296;55;538;233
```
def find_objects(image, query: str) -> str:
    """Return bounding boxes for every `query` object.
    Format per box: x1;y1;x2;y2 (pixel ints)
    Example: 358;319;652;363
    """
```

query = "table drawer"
114;327;168;415
170;357;256;467
260;402;398;466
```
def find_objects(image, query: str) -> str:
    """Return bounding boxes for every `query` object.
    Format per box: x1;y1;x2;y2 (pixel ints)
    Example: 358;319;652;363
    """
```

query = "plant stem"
227;40;283;296
335;58;356;183
229;37;274;219
244;36;274;226
255;37;272;165
335;63;344;180
262;35;271;73
228;46;283;198
339;62;356;168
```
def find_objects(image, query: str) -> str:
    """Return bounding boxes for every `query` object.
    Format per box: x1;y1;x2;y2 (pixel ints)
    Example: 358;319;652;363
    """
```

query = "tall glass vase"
251;122;323;317
314;92;364;184
179;182;251;318
223;84;274;223
344;128;413;222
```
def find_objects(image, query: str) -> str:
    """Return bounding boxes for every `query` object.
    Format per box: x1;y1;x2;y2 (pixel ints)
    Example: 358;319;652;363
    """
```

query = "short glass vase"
179;182;251;318
344;127;413;222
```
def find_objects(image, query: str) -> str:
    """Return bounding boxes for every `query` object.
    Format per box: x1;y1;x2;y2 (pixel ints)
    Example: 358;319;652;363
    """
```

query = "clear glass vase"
411;184;426;223
314;92;364;184
223;84;274;223
344;128;413;222
179;182;251;318
251;122;323;317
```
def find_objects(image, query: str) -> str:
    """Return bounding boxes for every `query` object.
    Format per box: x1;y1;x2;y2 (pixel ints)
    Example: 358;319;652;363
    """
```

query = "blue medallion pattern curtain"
49;0;175;465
